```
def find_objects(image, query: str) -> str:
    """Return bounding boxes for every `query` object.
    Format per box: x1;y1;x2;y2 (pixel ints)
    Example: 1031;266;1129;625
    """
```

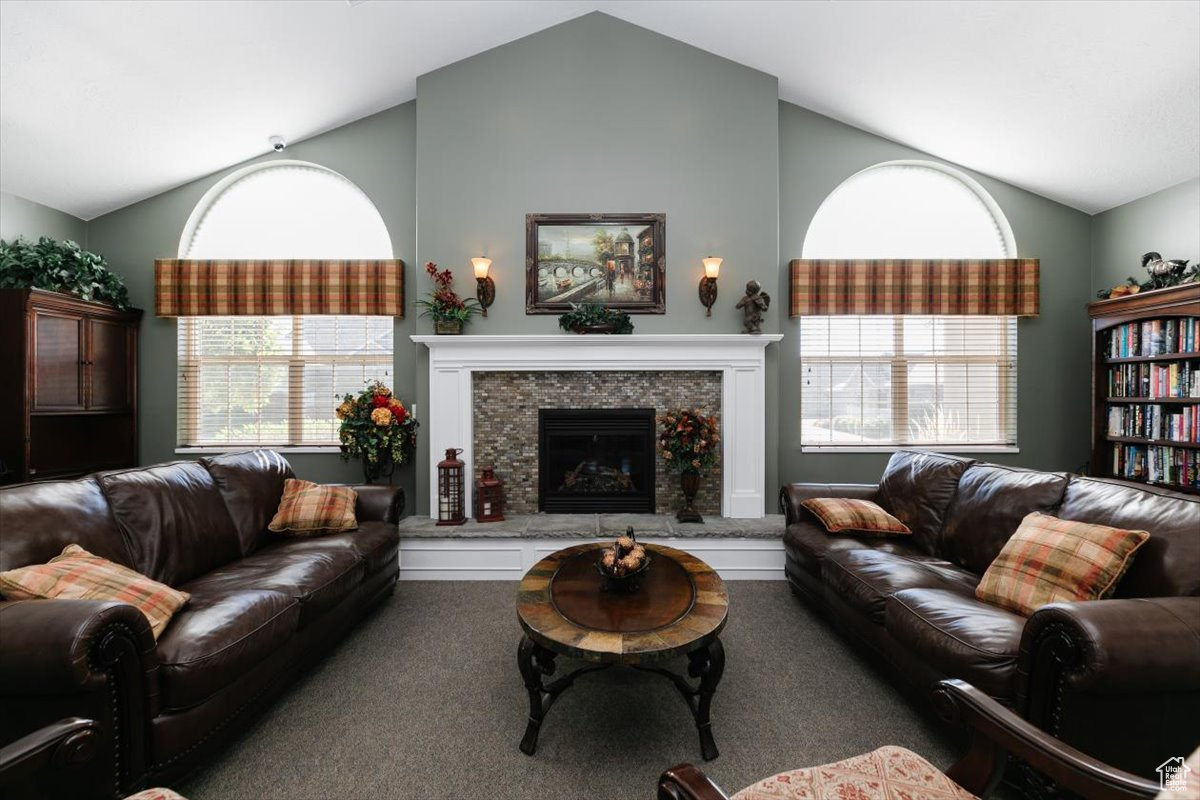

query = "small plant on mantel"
415;261;480;334
557;302;634;334
0;236;130;309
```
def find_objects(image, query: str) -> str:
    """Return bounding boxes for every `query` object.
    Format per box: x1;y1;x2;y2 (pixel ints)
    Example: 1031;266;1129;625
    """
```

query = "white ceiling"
1;0;1197;220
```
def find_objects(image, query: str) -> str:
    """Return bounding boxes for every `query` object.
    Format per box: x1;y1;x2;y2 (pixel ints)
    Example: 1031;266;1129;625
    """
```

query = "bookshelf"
1088;283;1200;493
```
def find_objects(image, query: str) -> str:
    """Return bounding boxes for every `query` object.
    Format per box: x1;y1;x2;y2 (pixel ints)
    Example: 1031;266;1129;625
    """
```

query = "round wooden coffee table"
515;542;729;760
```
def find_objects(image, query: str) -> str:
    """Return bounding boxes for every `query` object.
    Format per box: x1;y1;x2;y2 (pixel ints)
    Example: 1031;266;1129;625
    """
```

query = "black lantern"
475;466;505;523
436;447;466;526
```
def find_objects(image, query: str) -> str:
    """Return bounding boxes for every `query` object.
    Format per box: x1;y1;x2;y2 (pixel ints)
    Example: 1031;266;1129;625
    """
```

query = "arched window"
800;161;1019;449
176;161;394;450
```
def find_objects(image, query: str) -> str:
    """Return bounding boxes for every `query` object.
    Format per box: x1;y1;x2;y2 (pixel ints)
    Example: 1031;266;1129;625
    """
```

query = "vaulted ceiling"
1;0;1197;220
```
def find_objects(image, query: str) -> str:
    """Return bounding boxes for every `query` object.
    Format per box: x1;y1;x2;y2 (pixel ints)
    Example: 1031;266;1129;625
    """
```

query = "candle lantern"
475;466;505;523
436;448;466;526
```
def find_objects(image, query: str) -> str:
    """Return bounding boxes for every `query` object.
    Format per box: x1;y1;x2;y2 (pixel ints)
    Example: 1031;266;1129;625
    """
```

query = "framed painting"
525;213;666;314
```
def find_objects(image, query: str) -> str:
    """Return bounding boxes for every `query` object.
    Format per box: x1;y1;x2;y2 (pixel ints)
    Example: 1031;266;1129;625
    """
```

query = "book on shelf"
1107;316;1200;358
1107;403;1200;442
1105;361;1200;398
1109;442;1200;488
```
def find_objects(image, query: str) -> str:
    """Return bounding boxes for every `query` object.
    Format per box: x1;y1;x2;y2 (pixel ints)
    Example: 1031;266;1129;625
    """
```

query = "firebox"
538;408;656;513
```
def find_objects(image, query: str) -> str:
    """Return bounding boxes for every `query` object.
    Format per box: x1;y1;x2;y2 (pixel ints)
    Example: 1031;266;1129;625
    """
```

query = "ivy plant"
0;236;130;309
557;302;634;334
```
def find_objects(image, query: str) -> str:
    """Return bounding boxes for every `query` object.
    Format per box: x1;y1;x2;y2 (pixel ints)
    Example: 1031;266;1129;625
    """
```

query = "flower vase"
362;451;395;485
677;471;703;524
434;318;464;335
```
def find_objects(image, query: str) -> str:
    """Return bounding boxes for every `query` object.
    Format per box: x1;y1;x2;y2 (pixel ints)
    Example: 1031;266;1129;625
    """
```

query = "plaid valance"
154;259;405;317
788;259;1039;317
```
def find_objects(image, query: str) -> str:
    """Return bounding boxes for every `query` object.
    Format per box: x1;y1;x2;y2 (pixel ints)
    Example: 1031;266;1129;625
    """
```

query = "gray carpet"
179;581;958;800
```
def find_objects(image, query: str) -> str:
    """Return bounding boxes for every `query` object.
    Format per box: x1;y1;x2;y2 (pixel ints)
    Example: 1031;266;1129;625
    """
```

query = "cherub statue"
736;279;770;334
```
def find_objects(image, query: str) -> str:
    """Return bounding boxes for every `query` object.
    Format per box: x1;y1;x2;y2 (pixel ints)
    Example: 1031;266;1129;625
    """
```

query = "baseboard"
398;536;785;581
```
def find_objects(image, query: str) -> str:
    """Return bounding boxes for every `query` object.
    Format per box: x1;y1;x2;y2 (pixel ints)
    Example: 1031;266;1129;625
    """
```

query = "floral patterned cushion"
125;789;187;800
731;746;977;800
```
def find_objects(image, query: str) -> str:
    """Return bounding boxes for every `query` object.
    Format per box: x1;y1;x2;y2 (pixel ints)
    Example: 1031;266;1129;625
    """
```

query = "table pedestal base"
516;635;725;761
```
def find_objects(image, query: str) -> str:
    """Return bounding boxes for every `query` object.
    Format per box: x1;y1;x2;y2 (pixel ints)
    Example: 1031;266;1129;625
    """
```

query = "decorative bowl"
595;552;652;592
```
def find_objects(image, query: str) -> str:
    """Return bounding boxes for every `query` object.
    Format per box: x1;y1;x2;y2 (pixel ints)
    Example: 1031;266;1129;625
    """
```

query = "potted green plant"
0;236;130;309
658;408;720;523
415;261;480;334
557;302;634;334
336;381;420;483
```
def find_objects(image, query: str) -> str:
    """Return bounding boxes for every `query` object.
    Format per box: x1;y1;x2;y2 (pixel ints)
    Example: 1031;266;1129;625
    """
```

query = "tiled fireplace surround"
413;334;782;520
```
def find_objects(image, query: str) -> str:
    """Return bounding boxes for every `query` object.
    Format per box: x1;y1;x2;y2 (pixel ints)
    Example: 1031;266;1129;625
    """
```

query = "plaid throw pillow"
268;478;358;536
801;497;912;535
0;544;190;640
976;512;1150;617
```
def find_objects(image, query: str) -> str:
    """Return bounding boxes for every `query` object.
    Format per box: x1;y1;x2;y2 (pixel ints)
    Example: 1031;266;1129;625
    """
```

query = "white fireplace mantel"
412;334;783;520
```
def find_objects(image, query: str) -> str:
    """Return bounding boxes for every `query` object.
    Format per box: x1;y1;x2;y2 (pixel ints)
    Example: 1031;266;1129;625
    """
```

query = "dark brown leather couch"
782;449;1200;780
0;450;403;799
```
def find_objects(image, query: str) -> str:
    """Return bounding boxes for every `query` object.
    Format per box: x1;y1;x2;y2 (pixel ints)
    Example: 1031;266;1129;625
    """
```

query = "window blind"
799;315;1017;448
177;315;393;448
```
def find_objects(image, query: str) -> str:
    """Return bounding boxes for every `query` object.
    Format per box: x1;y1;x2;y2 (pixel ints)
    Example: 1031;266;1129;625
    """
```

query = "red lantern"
436;448;466;526
475;466;505;523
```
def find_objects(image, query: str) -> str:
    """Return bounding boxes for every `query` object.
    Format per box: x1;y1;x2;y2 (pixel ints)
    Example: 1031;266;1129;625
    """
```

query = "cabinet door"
32;310;84;410
87;317;132;410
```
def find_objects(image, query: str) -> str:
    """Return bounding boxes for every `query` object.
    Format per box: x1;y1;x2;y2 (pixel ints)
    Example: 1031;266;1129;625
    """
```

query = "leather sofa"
781;449;1200;780
0;450;403;799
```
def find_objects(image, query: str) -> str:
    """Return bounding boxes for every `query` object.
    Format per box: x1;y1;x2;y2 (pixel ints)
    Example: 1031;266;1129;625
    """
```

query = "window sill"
799;445;1020;454
175;446;342;455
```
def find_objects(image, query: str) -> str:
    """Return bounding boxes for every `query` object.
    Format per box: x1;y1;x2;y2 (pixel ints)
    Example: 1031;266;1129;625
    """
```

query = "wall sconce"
472;257;495;317
699;256;722;316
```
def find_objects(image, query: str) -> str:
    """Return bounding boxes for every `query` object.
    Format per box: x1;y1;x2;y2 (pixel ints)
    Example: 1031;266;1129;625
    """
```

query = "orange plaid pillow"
268;478;357;536
801;498;912;535
976;512;1150;616
0;544;190;639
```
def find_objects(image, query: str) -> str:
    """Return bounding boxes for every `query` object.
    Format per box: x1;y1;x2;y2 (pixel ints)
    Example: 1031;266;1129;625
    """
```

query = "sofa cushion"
298;521;399;577
0;478;132;571
885;588;1025;698
267;479;358;536
97;461;242;586
180;540;365;627
783;521;927;578
0;544;191;640
874;450;974;555
1056;476;1200;598
801;498;911;535
156;588;299;711
940;463;1070;575
822;550;979;623
976;512;1149;617
202;449;294;555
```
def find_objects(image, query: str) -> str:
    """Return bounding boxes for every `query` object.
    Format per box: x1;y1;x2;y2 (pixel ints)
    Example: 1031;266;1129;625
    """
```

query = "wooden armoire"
0;288;142;484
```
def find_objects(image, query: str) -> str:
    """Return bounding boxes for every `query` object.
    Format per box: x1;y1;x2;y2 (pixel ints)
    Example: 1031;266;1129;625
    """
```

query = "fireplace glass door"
538;408;655;513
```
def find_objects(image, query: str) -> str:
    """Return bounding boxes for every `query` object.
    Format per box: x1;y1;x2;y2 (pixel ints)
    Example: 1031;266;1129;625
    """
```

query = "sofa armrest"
779;483;878;524
657;763;731;800
349;485;405;523
1021;596;1200;695
1018;596;1200;778
0;599;158;796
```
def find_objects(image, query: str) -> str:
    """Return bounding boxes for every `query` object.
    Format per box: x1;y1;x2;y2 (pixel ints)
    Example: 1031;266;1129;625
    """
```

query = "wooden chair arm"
934;679;1159;799
658;763;732;800
0;717;100;790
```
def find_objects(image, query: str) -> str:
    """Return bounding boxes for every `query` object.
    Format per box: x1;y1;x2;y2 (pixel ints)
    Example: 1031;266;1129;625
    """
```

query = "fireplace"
538;408;655;513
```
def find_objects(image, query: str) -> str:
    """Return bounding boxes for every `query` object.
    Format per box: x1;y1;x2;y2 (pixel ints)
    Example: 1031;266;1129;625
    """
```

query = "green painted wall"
84;102;418;497
413;12;781;513
1090;177;1200;292
778;102;1095;484
0;191;88;245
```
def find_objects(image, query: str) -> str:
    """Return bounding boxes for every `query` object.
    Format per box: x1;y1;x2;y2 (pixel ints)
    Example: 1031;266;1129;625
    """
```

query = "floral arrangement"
336;381;419;479
658;408;720;474
557;302;634;334
415;261;479;323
